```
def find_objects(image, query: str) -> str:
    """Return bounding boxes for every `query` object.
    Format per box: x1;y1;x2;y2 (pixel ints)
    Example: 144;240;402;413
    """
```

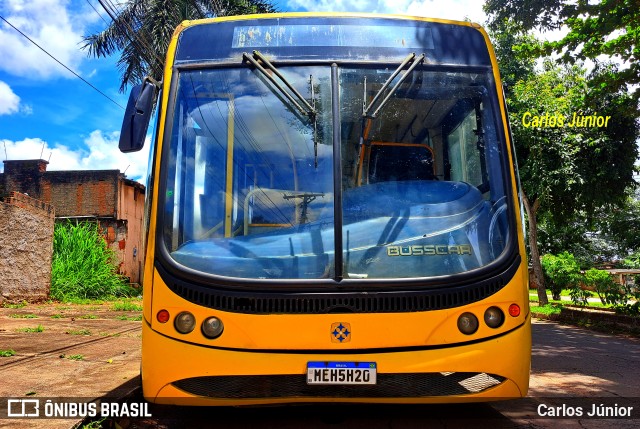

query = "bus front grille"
157;254;520;314
172;372;506;399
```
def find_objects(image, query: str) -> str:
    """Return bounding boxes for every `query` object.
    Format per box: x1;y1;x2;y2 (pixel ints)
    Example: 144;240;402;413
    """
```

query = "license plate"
306;362;377;385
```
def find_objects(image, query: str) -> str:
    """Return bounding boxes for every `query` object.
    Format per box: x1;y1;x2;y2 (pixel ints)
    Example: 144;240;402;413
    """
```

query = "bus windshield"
162;64;511;281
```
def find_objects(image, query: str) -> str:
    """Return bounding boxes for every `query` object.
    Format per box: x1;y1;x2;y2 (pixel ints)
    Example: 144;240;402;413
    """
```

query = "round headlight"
202;316;224;339
174;311;196;334
484;306;504;328
457;312;479;335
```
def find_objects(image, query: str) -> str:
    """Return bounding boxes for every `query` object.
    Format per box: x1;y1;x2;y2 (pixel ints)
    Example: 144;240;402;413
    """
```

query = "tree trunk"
522;193;548;305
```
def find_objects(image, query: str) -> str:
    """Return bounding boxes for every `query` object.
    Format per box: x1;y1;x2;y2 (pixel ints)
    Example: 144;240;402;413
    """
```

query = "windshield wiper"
362;52;425;119
353;53;425;185
244;50;320;167
243;50;316;119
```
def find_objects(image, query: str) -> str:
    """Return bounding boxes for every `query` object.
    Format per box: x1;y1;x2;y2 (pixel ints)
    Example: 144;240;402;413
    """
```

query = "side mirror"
119;79;157;153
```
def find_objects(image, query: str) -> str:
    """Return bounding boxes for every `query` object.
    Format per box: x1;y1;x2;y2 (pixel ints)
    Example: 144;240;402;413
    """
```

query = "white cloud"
405;0;486;23
286;0;487;24
0;81;21;115
0;0;90;79
1;131;150;183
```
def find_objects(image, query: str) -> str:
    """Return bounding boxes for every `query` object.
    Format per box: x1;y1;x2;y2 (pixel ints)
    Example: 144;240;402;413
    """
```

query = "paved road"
121;319;640;428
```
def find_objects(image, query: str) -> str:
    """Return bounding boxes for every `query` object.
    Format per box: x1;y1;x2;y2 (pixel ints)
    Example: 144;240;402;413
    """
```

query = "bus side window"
367;143;436;184
444;104;484;189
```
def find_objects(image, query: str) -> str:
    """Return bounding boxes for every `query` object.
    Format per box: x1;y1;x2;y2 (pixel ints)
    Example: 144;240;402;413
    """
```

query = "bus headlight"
174;311;196;334
202;317;224;339
484;306;504;328
457;312;479;335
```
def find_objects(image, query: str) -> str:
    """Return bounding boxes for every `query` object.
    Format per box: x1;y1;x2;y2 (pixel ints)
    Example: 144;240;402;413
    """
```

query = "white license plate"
306;362;377;385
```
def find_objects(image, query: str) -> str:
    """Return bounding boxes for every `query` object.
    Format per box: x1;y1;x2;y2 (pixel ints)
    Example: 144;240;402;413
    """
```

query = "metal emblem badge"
330;322;351;343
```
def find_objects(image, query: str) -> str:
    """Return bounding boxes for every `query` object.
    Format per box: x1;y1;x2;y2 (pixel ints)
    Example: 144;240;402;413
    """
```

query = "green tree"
592;196;640;258
505;61;638;304
532;194;640;269
484;0;640;107
83;0;276;91
583;268;619;305
540;252;581;300
536;213;594;264
488;18;536;89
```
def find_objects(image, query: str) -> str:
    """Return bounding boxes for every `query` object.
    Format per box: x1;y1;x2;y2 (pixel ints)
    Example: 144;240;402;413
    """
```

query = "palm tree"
83;0;277;92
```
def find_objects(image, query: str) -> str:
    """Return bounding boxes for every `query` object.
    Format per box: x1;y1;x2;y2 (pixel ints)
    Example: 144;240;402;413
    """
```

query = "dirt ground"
0;301;143;429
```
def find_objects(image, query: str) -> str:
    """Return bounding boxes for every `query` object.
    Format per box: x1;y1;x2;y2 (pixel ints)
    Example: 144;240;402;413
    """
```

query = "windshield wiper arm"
353;53;425;185
243;50;316;119
362;52;425;119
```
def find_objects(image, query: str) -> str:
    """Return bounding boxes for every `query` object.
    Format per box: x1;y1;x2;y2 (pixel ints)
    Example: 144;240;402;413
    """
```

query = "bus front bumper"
142;316;531;405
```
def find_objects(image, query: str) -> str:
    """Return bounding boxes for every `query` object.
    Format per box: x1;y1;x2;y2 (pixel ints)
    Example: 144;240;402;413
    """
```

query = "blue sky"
0;0;489;183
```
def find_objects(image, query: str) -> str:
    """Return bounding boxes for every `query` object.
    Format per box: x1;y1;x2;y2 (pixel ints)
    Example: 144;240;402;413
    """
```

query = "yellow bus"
119;12;530;405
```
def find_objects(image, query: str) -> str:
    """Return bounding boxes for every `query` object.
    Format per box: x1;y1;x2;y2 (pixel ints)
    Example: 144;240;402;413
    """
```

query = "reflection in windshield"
163;65;511;280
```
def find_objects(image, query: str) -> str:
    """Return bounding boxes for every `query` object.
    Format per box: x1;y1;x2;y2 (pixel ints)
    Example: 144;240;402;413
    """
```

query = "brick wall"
41;170;120;217
116;178;145;284
2;160;48;200
2;161;145;285
0;192;55;304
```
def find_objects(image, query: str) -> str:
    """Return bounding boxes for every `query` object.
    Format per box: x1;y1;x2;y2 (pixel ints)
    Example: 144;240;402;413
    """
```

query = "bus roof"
172;14;492;67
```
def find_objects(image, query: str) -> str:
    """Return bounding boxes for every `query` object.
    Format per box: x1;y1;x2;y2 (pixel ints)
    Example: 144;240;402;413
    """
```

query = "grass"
2;301;27;309
67;329;92;336
80;417;107;429
116;315;143;321
530;303;563;316
0;349;16;357
9;314;39;319
529;293;613;309
112;301;143;311
78;314;98;319
50;314;64;319
16;325;45;333
60;298;106;305
51;222;137;301
66;354;85;361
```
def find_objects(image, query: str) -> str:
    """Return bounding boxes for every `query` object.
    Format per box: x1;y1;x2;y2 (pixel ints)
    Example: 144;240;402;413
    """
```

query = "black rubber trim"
155;253;520;315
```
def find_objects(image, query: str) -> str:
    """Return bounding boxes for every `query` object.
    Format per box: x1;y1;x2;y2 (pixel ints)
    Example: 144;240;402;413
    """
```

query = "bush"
51;222;135;301
541;252;581;301
583;268;620;305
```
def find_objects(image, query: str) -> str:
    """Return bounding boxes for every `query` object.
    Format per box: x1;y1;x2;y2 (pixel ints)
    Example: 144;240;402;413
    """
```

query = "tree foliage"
583;268;619;306
540;251;581;300
510;61;638;221
490;16;640;303
484;0;640;107
83;0;277;91
592;196;640;258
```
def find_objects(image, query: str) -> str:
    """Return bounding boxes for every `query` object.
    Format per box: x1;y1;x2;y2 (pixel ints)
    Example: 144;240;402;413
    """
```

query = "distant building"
0;159;145;284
